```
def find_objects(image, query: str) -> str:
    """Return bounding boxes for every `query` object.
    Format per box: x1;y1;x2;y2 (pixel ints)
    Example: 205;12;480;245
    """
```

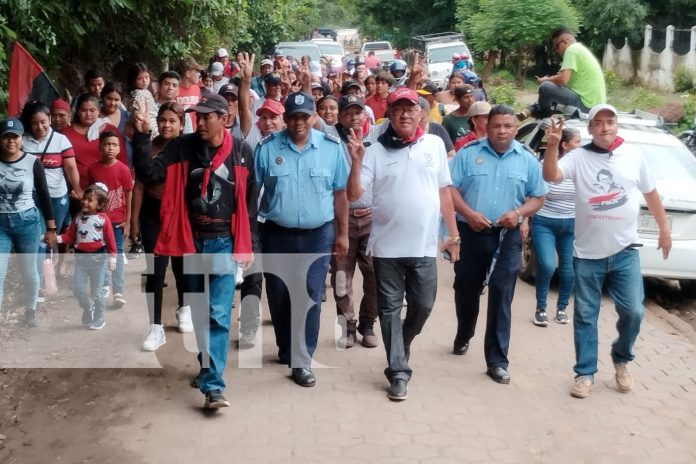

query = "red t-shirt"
364;55;381;69
87;160;133;225
63;124;128;190
176;84;201;132
365;95;388;121
454;131;479;152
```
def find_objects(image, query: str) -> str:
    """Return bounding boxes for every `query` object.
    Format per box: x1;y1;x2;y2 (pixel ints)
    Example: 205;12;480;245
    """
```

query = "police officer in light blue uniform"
254;91;349;388
449;105;547;385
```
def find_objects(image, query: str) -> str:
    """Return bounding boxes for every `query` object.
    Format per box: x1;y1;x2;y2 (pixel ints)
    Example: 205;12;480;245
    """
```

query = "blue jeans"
73;252;108;317
373;257;437;382
104;225;124;294
260;221;334;368
532;81;590;117
0;207;42;311
187;236;236;394
531;215;575;311
573;248;644;377
37;194;70;287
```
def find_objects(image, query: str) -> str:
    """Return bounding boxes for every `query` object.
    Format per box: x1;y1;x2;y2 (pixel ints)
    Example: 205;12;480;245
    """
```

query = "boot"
338;319;356;349
358;320;379;348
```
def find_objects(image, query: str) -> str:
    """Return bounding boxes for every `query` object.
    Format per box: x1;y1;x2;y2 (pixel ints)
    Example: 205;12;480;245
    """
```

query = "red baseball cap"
256;98;285;117
388;87;419;105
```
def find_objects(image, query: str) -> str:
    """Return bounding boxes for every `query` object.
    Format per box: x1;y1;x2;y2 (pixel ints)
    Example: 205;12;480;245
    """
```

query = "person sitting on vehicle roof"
519;27;606;121
364;50;381;71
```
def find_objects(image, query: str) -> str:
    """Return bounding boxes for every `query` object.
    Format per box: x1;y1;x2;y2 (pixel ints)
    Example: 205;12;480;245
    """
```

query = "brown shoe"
358;321;379;348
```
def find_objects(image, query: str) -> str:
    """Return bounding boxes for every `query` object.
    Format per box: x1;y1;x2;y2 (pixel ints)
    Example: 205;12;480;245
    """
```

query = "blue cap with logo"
0;118;24;137
284;92;315;116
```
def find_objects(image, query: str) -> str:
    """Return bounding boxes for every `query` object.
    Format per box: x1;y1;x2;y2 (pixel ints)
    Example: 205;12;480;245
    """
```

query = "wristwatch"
515;208;524;225
446;236;461;245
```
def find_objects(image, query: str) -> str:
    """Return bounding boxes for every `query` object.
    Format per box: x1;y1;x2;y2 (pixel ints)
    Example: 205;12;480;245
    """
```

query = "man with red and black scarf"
132;94;257;410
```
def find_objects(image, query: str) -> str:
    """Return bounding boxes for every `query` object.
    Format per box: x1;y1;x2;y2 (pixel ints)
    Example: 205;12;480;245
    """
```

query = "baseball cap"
387;87;419;105
416;80;439;96
340;80;362;95
217;48;229;58
338;95;365;112
0;118;24;137
210;62;224;77
186;94;229;114
274;51;284;58
260;59;273;68
311;81;324;90
465;101;492;117
417;96;430;112
218;83;239;98
588;103;618;120
264;72;282;85
256;99;285;117
181;57;204;72
51;98;70;113
284;92;315;116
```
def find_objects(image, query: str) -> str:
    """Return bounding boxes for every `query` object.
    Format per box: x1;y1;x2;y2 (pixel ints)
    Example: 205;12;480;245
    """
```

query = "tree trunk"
482;50;498;78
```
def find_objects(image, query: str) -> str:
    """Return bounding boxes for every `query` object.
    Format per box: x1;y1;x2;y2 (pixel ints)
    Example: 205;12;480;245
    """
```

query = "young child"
127;62;159;139
58;184;117;329
88;131;133;308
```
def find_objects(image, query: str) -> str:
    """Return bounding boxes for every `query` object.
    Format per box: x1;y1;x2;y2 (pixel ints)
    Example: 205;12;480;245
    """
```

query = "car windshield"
317;43;343;55
428;45;468;63
277;45;321;62
364;42;390;51
636;143;696;182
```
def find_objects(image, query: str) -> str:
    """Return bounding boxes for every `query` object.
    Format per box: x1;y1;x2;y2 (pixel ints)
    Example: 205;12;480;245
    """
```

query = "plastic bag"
43;251;58;295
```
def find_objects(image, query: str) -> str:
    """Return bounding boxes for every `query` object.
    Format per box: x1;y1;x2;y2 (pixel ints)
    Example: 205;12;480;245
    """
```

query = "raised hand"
347;127;365;162
544;117;564;147
238;52;256;81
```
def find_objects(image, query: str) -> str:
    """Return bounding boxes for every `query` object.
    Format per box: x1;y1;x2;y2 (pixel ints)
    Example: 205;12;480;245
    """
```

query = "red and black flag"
8;41;60;116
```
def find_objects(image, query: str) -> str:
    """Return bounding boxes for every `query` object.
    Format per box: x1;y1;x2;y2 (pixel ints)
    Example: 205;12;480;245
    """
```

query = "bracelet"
514;208;522;217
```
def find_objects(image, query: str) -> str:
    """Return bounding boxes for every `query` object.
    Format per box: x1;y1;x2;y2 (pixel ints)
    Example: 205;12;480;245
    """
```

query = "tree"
577;0;648;54
456;0;581;82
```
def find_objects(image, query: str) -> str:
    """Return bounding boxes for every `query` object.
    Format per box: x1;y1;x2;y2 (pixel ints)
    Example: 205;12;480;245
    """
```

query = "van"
412;33;474;90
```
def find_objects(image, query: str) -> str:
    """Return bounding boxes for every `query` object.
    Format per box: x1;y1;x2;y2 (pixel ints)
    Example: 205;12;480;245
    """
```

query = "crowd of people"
0;27;672;408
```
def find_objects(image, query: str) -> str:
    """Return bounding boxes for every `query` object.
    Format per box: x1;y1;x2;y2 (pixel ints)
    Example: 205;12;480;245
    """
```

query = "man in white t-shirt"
346;87;460;402
543;104;671;399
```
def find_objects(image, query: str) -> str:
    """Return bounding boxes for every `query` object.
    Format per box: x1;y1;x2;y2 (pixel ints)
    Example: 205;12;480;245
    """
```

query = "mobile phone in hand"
443;250;452;262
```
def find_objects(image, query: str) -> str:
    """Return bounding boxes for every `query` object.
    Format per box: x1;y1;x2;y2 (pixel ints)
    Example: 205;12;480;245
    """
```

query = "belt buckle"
351;207;371;218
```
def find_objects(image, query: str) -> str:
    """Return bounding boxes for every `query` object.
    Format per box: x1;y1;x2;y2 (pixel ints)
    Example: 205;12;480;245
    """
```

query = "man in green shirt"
520;28;606;120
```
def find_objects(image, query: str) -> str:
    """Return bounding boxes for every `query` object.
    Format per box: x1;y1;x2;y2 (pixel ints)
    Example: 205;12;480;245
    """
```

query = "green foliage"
488;83;518;106
677;93;696;132
673;67;696;94
629;87;660;110
456;0;580;81
577;0;648;54
603;70;621;95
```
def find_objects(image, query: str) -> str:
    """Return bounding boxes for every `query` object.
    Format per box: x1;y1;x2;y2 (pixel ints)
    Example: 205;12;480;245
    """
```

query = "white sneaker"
614;362;634;393
235;270;244;286
113;293;126;308
141;324;166;351
176;306;194;333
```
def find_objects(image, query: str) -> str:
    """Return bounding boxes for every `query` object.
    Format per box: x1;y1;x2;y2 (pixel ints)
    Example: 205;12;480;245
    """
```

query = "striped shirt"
23;128;75;197
538;161;575;219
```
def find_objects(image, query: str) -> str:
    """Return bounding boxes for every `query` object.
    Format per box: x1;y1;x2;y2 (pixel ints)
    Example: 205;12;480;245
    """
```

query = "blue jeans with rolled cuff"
531;215;575;311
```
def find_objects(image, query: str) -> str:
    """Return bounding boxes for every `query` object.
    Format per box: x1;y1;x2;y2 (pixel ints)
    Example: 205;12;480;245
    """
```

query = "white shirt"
360;133;451;258
22;128;74;197
558;141;655;259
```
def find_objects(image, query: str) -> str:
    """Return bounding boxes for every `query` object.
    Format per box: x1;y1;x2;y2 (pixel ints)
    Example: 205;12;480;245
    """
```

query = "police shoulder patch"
463;139;482;149
258;132;275;146
323;132;340;144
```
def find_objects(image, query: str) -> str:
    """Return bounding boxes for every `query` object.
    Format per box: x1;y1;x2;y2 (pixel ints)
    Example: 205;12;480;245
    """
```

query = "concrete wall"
603;25;696;91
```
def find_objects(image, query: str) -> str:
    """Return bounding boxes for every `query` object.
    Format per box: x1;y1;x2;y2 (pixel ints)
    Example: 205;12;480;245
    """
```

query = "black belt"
460;221;518;235
192;230;231;239
263;220;331;235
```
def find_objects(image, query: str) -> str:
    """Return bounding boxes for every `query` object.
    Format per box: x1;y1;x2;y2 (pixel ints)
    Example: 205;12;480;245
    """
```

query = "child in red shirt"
58;184;117;329
87;131;133;308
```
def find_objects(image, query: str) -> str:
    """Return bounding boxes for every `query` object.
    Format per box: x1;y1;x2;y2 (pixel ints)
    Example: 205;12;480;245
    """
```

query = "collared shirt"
254;128;348;229
449;138;547;223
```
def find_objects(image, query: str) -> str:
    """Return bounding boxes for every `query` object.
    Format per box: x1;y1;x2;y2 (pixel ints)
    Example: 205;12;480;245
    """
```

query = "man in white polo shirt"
346;87;460;402
543;104;671;399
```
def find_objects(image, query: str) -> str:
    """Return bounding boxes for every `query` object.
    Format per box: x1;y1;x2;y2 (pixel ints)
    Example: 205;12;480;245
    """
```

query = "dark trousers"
140;195;185;325
260;221;334;368
330;212;378;327
373;256;437;382
239;265;263;336
453;222;521;369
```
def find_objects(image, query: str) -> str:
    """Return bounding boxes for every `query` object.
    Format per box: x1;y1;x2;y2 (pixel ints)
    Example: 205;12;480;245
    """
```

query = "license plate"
638;213;671;234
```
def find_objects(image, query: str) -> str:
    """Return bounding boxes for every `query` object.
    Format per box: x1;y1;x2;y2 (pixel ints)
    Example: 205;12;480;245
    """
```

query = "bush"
673;67;696;94
604;70;621;95
630;87;660;110
676;93;696;133
488;83;517;106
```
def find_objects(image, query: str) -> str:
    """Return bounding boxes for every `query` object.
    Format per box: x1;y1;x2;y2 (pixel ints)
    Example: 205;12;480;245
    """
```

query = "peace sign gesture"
544;117;564;147
238;52;256;81
347;127;365;163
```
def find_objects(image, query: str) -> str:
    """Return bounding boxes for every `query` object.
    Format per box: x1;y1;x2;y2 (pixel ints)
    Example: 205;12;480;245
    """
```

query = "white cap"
588;103;618;120
210;62;224;77
217;48;229;58
260;59;273;68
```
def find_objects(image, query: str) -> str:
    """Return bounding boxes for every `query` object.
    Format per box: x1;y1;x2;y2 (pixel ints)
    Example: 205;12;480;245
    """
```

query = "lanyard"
481;228;507;295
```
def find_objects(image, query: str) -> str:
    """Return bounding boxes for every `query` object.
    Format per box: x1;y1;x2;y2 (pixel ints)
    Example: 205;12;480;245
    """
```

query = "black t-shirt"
428;122;454;153
185;144;235;233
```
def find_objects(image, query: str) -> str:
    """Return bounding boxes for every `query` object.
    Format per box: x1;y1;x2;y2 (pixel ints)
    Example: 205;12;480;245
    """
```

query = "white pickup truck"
359;41;397;65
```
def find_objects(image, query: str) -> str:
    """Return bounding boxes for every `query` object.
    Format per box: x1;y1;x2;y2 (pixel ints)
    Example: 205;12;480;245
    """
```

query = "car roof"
562;118;683;147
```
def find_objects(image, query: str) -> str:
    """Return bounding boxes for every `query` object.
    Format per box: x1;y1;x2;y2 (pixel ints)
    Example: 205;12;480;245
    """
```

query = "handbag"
43;250;58;295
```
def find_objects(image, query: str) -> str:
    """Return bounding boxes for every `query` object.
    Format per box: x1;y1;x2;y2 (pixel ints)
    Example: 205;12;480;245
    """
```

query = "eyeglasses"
390;107;419;117
552;39;566;50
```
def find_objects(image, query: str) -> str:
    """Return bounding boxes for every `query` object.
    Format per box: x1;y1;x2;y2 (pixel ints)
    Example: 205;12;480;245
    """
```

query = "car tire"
519;236;536;284
679;279;696;297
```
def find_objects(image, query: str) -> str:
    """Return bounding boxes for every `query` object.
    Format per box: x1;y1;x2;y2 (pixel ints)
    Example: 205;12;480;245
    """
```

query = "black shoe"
82;306;93;326
291;368;316;387
204;389;230;409
453;341;469;356
24;309;39;328
387;378;408;401
487;367;511;384
126;242;143;260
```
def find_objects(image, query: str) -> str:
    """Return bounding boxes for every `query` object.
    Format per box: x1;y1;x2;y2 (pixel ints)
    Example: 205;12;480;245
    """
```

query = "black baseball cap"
218;83;239;98
340;80;362;95
186;94;229;114
264;72;282;85
284;92;315;116
0;118;24;137
338;95;365;112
